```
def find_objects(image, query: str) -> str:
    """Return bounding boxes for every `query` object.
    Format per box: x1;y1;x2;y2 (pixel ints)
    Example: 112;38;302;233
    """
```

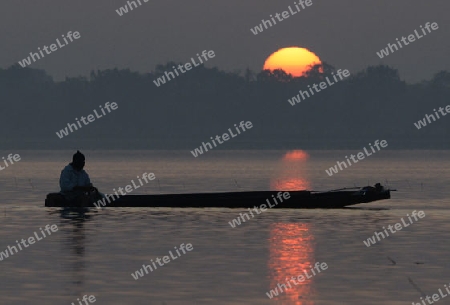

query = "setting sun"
263;47;322;77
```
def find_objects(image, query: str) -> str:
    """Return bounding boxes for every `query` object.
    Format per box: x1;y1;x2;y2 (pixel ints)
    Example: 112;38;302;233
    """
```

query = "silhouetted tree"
0;63;448;149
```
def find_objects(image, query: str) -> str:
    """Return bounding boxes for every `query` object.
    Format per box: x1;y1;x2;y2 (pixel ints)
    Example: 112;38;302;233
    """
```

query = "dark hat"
73;150;85;163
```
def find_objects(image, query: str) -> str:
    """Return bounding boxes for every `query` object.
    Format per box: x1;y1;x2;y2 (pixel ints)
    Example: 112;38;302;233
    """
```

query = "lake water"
0;150;449;304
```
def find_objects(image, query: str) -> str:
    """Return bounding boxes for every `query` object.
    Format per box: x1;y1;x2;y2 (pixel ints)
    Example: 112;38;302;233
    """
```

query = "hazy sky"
1;0;449;82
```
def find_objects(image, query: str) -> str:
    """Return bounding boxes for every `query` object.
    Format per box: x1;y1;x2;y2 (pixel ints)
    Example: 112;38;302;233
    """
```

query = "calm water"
0;150;449;305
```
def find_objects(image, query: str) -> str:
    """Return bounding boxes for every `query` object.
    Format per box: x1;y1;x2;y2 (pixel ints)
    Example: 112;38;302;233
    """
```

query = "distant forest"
1;63;449;149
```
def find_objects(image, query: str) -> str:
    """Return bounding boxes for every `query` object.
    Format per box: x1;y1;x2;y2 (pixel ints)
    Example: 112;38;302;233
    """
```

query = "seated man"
60;150;100;206
375;183;384;192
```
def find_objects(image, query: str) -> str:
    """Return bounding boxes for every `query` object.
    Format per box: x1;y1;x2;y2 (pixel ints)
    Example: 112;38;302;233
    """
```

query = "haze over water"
2;0;449;303
0;150;448;304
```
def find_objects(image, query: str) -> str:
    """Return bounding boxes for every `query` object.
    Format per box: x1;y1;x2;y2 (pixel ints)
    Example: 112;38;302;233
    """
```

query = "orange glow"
263;47;322;77
272;178;310;191
284;150;310;161
268;223;315;304
271;150;311;191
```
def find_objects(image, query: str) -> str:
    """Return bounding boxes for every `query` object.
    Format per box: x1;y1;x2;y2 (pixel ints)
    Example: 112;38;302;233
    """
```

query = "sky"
1;0;449;83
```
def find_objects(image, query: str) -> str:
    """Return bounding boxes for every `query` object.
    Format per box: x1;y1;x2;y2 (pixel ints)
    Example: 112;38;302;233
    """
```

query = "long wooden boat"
45;183;391;208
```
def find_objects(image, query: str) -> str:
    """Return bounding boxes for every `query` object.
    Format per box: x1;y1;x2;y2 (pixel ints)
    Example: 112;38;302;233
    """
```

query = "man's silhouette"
60;150;99;206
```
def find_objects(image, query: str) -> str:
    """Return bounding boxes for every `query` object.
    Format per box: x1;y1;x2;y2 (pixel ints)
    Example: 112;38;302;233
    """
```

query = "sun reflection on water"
271;150;311;191
268;223;315;304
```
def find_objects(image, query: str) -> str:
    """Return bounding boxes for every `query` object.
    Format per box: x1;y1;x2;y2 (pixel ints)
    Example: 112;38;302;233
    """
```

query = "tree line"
0;63;449;149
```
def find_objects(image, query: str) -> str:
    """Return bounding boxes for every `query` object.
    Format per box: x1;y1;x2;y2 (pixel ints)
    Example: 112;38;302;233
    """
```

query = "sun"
263;47;322;77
